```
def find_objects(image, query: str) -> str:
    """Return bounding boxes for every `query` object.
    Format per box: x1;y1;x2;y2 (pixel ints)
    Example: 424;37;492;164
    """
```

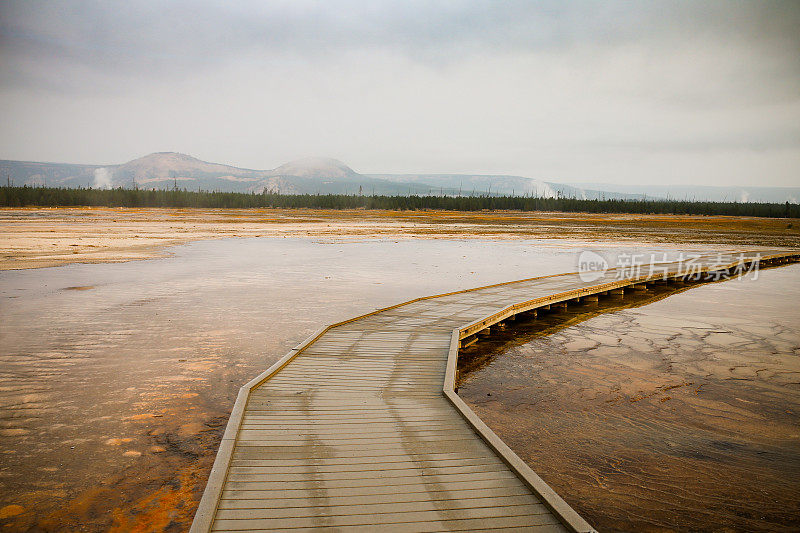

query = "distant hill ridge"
0;152;797;203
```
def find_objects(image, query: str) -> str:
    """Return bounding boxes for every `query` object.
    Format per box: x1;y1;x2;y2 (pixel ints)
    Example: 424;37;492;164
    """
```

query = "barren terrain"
2;207;799;270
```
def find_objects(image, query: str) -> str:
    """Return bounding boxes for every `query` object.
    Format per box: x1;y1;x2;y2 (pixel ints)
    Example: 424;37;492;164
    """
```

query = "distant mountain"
273;157;359;180
1;152;610;197
366;174;640;200
0;159;103;188
0;152;795;203
115;152;259;183
0;152;265;191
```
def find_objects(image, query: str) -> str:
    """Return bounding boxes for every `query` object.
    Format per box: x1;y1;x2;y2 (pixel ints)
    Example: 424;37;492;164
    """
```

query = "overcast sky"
0;1;798;186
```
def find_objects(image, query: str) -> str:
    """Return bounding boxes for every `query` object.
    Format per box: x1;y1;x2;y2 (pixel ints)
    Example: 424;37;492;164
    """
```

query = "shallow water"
458;264;800;532
0;237;689;531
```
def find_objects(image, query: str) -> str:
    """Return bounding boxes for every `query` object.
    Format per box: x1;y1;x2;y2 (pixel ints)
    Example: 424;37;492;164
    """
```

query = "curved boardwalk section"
192;249;798;532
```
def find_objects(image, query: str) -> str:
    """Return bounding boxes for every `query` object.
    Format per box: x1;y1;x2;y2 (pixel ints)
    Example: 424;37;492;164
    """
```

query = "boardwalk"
192;250;798;532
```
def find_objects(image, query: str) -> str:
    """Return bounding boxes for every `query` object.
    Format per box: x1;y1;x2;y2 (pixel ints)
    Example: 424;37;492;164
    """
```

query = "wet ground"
0;237;685;531
458;264;800;532
3;207;799;270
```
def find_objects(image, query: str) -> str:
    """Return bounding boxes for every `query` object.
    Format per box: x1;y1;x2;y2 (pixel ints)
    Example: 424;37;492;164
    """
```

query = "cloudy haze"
1;0;798;186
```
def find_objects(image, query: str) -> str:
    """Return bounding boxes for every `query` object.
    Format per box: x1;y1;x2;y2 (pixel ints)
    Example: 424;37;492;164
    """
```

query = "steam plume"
93;167;112;189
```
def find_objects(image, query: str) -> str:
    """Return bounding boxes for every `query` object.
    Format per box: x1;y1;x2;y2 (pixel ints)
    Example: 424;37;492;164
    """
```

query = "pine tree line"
0;185;797;218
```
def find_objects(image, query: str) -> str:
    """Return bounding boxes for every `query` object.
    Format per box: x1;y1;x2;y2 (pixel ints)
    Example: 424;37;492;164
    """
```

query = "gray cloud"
2;1;798;91
0;1;798;186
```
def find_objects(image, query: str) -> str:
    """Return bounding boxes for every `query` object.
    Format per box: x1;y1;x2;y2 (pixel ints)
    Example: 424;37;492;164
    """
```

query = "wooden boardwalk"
192;249;798;532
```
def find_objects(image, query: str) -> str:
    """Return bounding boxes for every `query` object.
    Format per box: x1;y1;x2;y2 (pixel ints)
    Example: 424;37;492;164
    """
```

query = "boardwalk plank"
213;501;548;520
220;484;533;504
210;505;557;530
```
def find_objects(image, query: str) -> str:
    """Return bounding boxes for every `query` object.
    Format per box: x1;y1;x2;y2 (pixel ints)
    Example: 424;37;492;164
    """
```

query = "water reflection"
458;264;800;532
0;237;689;531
